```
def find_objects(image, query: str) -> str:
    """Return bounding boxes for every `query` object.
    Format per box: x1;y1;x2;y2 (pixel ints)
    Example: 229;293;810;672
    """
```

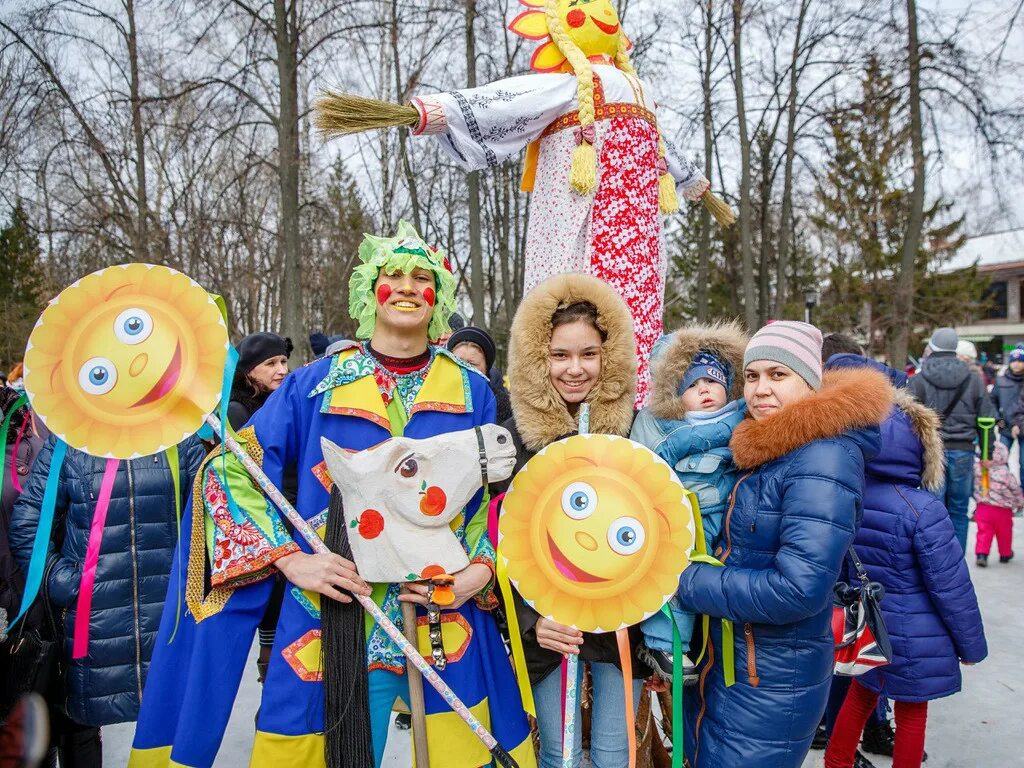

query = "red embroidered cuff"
683;176;712;203
411;96;447;136
211;540;300;589
471;555;499;611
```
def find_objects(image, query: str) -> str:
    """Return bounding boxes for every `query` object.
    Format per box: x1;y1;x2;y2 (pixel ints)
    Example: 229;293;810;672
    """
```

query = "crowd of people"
0;228;999;768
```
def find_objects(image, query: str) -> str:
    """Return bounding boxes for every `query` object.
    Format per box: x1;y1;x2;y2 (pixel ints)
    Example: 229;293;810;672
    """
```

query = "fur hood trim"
508;273;637;452
648;321;749;420
893;389;946;491
731;368;893;469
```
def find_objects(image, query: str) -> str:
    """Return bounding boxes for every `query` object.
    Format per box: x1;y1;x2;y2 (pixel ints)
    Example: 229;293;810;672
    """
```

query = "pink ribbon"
11;417;28;493
73;458;120;659
487;492;505;549
573;123;596;146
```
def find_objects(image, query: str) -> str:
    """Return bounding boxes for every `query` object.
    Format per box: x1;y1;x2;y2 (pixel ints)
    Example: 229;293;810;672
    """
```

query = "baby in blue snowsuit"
629;323;748;664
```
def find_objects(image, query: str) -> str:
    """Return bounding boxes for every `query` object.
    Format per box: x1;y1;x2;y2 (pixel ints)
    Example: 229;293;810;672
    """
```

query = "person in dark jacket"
676;321;893;768
227;333;293;431
996;345;1024;477
492;273;649;768
0;387;50;630
8;435;205;766
907;327;996;552
226;332;293;684
446;325;513;424
825;368;987;768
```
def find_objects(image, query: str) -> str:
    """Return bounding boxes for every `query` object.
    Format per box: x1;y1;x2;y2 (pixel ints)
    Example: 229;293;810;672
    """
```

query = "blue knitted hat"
681;350;732;393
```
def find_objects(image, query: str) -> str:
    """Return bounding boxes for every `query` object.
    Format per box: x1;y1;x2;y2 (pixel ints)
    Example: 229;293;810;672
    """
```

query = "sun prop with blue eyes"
499;433;695;633
24;263;229;459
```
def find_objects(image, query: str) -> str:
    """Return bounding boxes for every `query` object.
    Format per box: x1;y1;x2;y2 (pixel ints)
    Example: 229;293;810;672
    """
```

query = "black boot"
810;721;828;750
1000;552;1014;563
853;749;878;768
977;554;989;567
862;720;928;762
861;720;895;757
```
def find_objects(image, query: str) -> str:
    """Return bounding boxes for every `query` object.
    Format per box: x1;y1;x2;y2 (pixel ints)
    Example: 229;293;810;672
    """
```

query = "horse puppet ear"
320;436;357;488
321;435;406;489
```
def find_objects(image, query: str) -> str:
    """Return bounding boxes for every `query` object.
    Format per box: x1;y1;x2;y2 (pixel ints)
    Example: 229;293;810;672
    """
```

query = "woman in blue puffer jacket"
9;434;205;764
825;364;987;768
676;322;893;768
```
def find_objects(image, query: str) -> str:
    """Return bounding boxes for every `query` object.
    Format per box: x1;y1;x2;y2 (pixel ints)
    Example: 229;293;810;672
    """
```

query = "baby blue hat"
682;350;732;392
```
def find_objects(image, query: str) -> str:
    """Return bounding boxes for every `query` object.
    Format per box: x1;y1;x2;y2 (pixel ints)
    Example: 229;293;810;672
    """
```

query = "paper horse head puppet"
320;424;516;583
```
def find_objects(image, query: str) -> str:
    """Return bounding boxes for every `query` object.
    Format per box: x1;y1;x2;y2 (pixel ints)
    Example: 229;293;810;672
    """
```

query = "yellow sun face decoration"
509;0;628;73
500;435;695;632
24;264;228;459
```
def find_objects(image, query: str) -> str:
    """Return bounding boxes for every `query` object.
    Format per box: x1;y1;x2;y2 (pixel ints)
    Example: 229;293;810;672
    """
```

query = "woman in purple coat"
826;362;987;768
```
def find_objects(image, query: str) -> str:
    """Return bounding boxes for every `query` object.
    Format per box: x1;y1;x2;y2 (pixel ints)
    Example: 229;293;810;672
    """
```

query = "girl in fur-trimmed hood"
493;272;646;768
629;321;749;661
825;358;986;768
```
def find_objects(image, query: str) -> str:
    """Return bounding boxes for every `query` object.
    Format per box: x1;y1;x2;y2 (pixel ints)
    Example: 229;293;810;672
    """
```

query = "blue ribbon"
11;438;68;628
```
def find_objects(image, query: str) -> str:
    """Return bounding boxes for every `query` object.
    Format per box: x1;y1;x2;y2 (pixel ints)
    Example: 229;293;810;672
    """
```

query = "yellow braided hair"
545;0;597;196
614;34;679;214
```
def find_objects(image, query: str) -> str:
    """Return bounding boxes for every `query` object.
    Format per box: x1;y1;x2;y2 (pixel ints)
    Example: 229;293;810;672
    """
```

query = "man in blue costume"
130;222;535;768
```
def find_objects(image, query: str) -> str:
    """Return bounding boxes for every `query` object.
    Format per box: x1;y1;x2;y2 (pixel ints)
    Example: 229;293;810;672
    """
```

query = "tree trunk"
697;0;714;323
125;0;149;262
756;131;772;327
391;0;422;234
732;0;756;330
892;0;925;366
465;0;485;324
275;0;305;359
774;0;808;320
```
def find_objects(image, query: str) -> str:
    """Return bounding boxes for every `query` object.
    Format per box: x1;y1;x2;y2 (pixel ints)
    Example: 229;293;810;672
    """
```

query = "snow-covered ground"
104;516;1021;767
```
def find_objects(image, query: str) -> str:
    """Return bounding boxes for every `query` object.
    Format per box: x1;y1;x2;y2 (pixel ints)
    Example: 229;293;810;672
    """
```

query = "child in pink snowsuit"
973;439;1021;566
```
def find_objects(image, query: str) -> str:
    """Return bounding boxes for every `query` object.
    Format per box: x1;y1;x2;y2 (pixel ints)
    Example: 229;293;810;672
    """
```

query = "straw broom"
313;90;419;138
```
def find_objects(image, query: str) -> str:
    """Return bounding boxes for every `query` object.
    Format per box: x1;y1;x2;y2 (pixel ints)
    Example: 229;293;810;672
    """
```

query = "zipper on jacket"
744;623;760;687
127;463;144;702
717;472;753;562
693;634;715;767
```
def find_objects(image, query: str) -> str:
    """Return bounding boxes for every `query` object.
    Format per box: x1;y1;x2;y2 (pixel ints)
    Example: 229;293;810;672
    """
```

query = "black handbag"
832;546;893;676
0;623;59;720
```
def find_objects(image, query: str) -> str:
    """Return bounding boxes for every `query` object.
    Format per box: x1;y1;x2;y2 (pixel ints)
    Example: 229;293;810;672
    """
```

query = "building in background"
952;228;1024;362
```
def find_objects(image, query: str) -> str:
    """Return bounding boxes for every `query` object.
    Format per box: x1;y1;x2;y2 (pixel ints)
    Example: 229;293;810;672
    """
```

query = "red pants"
824;678;928;768
975;502;1014;558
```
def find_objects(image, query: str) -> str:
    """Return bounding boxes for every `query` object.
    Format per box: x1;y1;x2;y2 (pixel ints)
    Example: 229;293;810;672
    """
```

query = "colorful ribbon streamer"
662;602;684;768
616;628;636;768
561;654;580;768
496;550;537;717
11;438;68;628
166;444;183;644
689;553;735;688
0;393;28;503
72;457;120;658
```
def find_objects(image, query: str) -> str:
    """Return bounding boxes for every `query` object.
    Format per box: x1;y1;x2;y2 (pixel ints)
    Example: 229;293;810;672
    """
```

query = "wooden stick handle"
402;601;431;768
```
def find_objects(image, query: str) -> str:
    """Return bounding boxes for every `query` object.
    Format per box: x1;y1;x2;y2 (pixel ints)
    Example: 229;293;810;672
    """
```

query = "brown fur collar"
507;273;637;452
731;368;894;469
648;321;749;420
893;389;946;491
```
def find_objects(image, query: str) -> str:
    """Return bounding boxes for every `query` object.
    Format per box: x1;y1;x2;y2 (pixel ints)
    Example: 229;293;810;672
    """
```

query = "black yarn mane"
322;485;374;768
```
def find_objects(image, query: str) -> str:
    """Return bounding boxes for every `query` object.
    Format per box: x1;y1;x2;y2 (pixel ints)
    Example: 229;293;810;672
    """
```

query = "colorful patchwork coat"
411;63;710;403
129;344;535;767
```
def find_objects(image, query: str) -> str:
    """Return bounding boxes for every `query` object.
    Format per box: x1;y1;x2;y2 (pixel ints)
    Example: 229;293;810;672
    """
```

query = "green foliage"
812;57;986;361
303;159;375;340
0;204;48;374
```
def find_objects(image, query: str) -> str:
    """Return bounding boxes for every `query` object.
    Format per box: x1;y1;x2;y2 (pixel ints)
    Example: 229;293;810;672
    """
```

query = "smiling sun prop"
24;264;228;459
500;434;694;632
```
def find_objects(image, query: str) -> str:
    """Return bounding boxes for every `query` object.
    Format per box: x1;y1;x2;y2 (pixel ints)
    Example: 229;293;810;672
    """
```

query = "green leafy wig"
348;220;457;341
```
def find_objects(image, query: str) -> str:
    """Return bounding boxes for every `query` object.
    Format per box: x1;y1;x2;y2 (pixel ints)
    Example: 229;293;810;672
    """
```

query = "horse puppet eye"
396;455;418;478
